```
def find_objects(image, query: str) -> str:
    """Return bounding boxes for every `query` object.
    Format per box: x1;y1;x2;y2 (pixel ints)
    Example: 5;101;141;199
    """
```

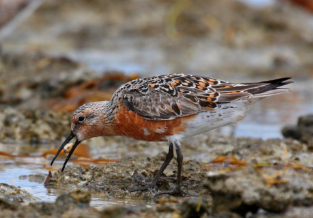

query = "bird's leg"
128;143;174;192
154;144;185;197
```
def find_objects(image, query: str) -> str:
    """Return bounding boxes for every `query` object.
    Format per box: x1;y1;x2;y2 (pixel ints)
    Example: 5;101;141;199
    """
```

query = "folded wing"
117;74;292;121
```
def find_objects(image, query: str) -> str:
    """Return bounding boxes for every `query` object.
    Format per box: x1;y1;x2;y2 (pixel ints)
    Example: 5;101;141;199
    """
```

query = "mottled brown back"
110;74;291;121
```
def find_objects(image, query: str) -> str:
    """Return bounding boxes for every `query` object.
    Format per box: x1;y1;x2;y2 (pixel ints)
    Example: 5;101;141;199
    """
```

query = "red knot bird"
51;74;292;196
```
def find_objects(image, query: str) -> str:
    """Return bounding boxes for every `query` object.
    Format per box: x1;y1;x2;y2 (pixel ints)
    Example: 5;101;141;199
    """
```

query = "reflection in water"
0;165;56;202
0;163;154;209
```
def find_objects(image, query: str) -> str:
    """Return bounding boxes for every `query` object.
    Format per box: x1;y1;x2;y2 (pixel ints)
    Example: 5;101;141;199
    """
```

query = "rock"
29;190;92;217
54;189;91;213
0;107;70;143
50;154;210;199
209;212;242;218
154;195;181;213
178;198;209;218
0;189;96;218
0;198;17;210
203;166;292;216
0;183;39;204
282;114;313;148
253;206;313;218
100;206;128;218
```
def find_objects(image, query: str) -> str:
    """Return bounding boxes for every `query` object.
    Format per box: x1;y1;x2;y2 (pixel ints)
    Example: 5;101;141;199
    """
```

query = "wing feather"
116;74;223;120
112;74;292;121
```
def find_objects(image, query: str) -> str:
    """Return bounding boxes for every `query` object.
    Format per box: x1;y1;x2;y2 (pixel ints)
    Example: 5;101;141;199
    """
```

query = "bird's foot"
154;185;186;197
128;181;157;192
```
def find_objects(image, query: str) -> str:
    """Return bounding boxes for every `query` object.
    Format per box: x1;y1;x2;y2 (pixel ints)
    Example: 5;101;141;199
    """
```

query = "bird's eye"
78;116;85;123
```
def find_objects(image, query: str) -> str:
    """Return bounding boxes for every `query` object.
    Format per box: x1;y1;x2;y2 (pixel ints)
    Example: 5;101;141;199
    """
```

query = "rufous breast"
112;103;196;141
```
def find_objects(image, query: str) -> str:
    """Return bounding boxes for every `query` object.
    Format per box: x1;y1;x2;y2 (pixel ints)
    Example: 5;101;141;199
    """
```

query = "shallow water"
0;161;154;209
0;164;56;202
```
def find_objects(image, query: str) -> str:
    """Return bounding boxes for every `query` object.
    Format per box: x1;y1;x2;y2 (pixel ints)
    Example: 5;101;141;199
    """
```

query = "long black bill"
50;131;76;167
61;139;81;172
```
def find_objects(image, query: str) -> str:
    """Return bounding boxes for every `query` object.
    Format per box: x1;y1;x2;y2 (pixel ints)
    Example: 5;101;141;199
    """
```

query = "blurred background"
0;0;313;208
0;0;312;140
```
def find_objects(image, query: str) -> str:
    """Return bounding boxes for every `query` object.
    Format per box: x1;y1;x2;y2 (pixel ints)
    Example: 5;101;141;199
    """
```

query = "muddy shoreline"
2;120;313;217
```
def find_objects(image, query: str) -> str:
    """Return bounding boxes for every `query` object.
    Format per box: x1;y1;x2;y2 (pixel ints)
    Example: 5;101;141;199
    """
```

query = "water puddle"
0;161;154;210
0;163;56;202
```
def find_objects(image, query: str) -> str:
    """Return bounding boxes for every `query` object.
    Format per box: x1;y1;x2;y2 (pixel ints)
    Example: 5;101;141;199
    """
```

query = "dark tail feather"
248;77;293;98
257;77;292;84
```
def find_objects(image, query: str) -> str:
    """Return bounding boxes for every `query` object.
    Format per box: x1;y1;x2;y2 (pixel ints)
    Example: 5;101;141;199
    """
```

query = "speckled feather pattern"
69;74;292;143
109;74;290;121
110;74;224;121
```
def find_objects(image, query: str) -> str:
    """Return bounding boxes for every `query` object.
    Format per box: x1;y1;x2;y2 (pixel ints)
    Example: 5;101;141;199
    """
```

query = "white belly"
179;98;258;139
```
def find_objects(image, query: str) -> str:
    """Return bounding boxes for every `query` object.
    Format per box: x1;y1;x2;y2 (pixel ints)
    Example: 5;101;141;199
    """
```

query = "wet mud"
3;135;309;217
0;188;213;218
48;153;208;199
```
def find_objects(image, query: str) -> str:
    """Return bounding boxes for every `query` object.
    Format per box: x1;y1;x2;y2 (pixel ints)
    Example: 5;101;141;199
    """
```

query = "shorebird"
51;74;292;196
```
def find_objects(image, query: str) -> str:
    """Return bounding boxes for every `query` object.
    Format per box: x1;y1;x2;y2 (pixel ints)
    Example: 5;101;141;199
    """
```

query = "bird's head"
50;101;111;171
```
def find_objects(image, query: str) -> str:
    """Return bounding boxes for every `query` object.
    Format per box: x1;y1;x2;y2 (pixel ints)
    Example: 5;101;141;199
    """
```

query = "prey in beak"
50;131;81;172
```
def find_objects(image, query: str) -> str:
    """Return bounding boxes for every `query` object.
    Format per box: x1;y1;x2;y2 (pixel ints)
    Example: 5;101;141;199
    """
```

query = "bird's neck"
84;101;115;138
99;100;119;136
